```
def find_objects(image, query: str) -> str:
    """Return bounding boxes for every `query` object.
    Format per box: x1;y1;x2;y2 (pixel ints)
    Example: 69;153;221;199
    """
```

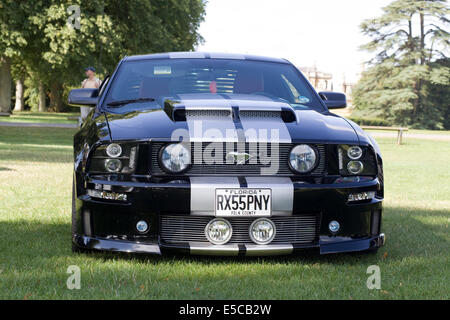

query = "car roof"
123;52;291;64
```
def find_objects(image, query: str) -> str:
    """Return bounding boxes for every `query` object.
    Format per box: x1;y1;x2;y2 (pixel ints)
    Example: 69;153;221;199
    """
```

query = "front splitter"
73;233;385;256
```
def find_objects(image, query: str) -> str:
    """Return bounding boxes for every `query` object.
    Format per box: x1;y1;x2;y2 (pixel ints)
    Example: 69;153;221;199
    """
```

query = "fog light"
136;220;149;233
249;218;276;244
348;191;376;202
329;220;340;233
205;218;232;245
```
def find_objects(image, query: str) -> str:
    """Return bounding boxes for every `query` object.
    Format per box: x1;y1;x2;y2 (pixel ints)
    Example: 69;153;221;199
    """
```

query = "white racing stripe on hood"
179;97;293;144
236;100;292;144
180;95;239;143
240;114;292;143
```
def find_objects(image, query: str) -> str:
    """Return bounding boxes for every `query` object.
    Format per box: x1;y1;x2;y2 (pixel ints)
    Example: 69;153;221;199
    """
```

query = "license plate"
215;188;272;217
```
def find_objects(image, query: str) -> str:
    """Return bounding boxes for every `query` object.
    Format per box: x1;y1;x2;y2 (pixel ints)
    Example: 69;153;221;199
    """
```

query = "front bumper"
73;175;384;256
73;233;385;256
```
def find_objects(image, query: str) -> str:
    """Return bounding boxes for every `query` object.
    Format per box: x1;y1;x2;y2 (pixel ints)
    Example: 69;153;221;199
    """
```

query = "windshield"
104;58;324;112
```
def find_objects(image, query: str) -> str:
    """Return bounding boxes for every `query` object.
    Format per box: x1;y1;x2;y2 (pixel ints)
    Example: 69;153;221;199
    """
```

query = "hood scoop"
186;109;232;119
164;99;297;123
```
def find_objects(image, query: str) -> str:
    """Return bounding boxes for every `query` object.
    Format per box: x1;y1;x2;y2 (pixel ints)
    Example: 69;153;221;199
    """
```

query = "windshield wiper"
107;97;156;107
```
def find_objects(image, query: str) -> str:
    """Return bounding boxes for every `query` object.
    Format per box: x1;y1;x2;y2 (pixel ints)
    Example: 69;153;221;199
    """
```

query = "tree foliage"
353;0;450;129
0;0;206;112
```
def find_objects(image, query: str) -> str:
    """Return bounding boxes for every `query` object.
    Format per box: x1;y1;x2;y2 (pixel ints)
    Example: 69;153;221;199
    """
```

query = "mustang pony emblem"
226;151;255;165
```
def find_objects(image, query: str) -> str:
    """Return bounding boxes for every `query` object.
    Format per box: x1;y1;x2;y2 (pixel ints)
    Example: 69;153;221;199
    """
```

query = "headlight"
106;143;122;158
160;143;191;173
88;143;138;174
105;158;122;172
289;144;317;173
338;145;376;176
347;146;363;160
347;161;364;174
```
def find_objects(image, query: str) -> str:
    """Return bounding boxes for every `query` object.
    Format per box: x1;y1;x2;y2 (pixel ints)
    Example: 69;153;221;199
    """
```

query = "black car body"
70;52;385;256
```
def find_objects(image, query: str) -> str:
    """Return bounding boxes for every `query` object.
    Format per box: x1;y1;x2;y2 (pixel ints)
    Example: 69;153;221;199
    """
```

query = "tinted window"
105;59;324;112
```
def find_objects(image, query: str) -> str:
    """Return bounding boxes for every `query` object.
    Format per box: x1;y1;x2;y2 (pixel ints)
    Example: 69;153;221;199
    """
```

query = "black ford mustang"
69;52;385;256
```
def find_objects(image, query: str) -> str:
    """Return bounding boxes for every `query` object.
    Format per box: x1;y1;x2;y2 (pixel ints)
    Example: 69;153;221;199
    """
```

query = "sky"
197;0;393;87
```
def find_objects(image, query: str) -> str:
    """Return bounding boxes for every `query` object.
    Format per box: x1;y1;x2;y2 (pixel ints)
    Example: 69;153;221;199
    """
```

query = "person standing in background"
80;66;101;123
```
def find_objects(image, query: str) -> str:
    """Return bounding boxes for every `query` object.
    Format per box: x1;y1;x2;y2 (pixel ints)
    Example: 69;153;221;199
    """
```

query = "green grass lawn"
0;127;448;299
407;129;450;135
0;111;80;124
363;128;450;137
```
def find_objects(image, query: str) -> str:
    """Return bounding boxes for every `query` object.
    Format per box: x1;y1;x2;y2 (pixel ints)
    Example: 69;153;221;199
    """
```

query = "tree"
424;57;450;128
12;62;27;111
0;56;11;113
0;1;32;113
107;0;205;55
30;0;206;111
353;0;450;129
0;1;53;113
1;0;206;112
26;1;121;111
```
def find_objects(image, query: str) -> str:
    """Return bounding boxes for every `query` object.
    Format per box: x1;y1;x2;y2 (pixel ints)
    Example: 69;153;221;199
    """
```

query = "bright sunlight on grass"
0;111;79;124
0;127;448;299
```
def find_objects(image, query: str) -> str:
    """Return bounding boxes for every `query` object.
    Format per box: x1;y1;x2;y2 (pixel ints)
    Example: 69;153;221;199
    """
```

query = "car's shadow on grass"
1;206;447;267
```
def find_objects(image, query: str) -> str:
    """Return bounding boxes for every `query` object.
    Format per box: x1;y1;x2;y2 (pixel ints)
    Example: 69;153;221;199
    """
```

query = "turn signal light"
348;191;375;202
87;189;127;201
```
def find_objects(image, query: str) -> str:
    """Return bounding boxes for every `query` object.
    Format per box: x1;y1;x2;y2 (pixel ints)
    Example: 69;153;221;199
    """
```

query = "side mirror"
319;91;347;109
68;88;99;107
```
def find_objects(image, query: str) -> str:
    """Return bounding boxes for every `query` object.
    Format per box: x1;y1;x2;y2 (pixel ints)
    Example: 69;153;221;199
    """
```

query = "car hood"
105;94;359;144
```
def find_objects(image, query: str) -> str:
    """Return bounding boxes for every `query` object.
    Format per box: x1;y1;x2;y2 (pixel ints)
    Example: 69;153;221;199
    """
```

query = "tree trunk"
38;81;46;112
408;19;412;37
414;13;426;117
408;17;415;63
419;13;425;65
49;81;64;112
14;77;25;112
0;56;12;113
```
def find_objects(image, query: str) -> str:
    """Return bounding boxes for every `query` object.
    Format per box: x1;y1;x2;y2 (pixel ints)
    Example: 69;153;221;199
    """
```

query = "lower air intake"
160;215;318;244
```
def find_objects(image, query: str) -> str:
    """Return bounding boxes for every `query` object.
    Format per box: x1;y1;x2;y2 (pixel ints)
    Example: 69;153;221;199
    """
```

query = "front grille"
151;142;326;176
160;215;319;244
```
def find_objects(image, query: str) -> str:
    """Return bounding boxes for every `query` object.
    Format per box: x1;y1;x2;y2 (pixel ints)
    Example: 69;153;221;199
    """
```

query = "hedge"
347;117;391;127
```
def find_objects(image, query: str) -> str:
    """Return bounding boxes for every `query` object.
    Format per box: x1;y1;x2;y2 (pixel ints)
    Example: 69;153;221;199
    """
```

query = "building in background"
299;66;333;92
341;74;355;105
299;66;358;117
